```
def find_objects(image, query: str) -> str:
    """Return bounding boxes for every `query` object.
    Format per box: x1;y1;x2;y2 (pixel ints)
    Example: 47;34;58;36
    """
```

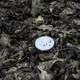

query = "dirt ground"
0;0;80;80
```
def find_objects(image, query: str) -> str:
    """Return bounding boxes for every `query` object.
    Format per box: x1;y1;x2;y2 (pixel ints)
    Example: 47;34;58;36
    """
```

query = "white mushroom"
35;36;54;51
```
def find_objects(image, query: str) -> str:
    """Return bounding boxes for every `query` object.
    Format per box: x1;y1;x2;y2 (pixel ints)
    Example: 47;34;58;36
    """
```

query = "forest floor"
0;0;80;80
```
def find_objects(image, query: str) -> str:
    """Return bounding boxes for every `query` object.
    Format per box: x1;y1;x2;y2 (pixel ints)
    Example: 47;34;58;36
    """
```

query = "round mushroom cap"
35;36;54;51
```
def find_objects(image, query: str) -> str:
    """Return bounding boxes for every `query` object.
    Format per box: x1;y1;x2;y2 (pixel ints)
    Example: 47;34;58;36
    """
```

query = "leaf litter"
0;0;80;80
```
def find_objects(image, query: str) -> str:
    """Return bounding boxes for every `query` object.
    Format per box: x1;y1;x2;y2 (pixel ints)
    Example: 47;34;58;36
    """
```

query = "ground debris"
0;0;80;80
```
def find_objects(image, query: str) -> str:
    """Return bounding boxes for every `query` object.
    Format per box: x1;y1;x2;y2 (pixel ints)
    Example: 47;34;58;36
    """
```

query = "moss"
32;0;42;17
34;16;44;25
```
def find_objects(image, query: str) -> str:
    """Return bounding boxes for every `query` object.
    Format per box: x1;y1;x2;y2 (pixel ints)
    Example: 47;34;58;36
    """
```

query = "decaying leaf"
37;24;53;31
0;33;11;47
37;65;52;80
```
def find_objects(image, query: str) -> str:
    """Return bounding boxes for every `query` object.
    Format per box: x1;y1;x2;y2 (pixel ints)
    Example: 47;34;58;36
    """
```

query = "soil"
0;0;80;80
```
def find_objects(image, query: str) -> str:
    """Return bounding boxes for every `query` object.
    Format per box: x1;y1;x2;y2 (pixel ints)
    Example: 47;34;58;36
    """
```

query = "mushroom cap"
35;36;54;51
